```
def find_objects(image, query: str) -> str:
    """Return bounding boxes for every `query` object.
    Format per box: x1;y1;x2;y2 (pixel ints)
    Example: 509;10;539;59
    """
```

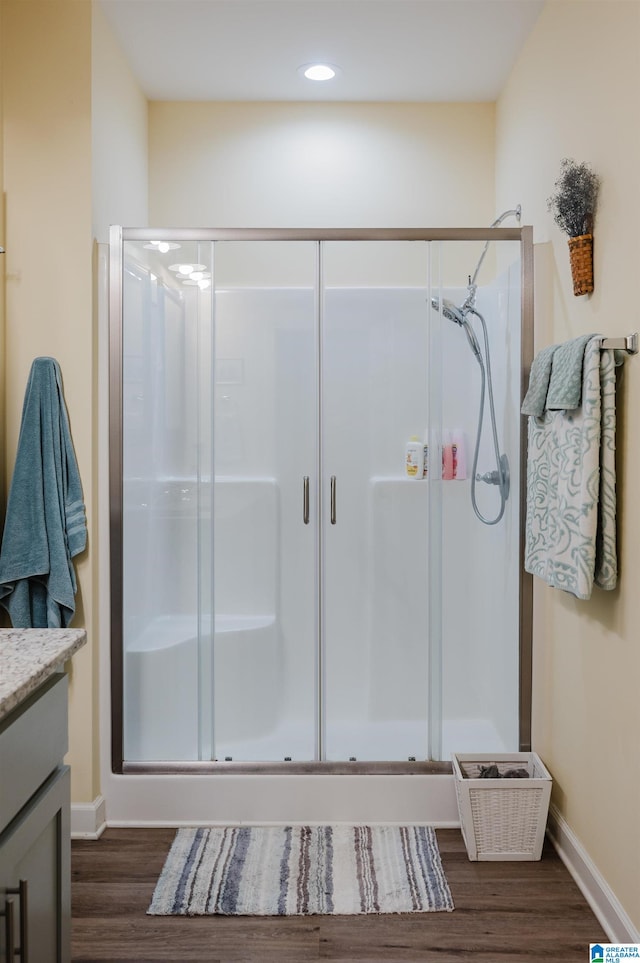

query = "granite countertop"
0;628;87;722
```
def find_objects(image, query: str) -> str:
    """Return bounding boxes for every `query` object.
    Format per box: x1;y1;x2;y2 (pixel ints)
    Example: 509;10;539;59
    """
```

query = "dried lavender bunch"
547;158;600;237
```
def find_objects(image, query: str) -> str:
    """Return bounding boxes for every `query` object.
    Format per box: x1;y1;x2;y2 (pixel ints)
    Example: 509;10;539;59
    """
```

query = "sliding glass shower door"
114;227;530;770
118;235;433;764
211;242;318;762
321;243;431;761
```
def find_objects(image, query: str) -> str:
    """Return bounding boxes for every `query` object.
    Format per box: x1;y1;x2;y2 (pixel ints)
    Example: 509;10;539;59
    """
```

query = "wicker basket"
568;233;594;296
452;753;552;861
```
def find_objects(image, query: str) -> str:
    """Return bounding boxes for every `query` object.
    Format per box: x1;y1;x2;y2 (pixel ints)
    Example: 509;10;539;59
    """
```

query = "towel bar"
600;332;638;354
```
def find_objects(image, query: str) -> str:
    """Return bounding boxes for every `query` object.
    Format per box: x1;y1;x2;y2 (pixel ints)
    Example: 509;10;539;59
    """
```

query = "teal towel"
546;334;595;410
0;358;87;627
521;334;596;416
521;343;557;416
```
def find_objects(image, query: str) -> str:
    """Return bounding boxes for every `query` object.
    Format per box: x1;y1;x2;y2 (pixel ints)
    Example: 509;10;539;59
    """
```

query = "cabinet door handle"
2;897;16;961
303;476;310;525
6;881;28;962
330;475;337;525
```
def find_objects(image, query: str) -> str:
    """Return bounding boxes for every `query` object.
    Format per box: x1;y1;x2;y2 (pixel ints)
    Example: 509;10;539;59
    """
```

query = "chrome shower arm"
462;205;522;312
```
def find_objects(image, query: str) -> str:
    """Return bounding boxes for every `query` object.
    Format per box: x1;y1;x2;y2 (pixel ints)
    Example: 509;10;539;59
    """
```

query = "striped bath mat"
148;825;454;916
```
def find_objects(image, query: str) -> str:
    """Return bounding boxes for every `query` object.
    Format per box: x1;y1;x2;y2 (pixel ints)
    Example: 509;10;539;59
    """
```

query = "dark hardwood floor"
72;827;607;962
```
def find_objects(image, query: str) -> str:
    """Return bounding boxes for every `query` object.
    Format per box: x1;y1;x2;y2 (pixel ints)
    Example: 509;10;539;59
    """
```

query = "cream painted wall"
92;1;148;241
496;0;640;932
149;102;498;287
91;0;149;811
2;0;98;803
149;101;495;231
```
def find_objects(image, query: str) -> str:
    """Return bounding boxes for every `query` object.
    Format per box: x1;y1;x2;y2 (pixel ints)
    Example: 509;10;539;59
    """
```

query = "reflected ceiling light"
300;63;339;81
183;278;211;288
143;241;180;253
168;263;207;273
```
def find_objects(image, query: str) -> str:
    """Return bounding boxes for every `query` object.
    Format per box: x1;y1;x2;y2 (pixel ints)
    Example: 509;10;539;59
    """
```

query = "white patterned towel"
524;336;617;600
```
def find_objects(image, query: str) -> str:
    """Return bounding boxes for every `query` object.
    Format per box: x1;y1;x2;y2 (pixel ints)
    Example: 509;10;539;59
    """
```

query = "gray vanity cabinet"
0;673;71;963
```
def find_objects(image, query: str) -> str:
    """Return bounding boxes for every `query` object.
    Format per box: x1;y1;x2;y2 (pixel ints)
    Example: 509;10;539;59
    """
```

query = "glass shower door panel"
436;240;521;759
321;242;431;761
211;242;318;762
121;240;213;762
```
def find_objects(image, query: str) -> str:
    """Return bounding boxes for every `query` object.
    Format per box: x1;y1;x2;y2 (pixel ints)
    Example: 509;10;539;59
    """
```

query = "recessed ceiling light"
300;63;339;82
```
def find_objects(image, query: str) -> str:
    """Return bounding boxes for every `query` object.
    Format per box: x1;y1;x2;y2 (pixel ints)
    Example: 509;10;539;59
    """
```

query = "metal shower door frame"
108;225;534;775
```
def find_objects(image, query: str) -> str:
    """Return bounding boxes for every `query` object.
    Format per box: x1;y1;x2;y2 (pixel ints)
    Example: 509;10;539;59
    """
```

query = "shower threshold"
121;759;453;775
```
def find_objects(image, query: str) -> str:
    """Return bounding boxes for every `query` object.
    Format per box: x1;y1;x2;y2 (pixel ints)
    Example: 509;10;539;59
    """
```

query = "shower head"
430;296;466;326
430;296;482;361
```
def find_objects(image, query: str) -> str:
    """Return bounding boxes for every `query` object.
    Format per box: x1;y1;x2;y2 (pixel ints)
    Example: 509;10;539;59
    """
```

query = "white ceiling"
98;0;544;103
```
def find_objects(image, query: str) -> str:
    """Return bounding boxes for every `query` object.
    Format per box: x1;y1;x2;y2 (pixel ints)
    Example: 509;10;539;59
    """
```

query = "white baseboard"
71;795;107;839
547;803;639;943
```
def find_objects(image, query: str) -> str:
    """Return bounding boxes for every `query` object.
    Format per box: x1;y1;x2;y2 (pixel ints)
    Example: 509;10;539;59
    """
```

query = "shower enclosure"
109;227;533;775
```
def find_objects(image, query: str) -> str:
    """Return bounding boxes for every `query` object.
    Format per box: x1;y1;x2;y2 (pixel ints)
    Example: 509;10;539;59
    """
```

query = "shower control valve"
475;454;510;501
476;469;501;485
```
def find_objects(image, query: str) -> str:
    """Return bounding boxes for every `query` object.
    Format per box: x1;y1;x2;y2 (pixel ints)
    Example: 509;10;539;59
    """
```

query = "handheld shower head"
431;297;482;360
430;296;465;326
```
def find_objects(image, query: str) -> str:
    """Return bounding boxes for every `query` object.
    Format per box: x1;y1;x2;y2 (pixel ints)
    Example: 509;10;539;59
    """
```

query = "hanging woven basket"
567;233;594;296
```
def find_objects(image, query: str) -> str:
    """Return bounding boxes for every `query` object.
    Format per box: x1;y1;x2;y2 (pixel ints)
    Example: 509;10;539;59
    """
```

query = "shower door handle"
2;897;16;961
330;476;336;525
303;476;310;525
5;881;28;963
